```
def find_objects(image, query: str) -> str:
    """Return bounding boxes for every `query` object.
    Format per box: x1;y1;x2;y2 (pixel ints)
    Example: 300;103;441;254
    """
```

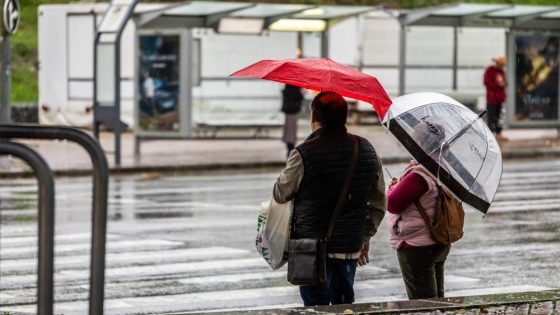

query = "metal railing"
0;124;109;315
0;140;55;315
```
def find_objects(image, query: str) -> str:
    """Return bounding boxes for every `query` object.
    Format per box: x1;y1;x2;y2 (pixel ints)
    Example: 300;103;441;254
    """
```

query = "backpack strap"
409;167;437;228
415;199;434;228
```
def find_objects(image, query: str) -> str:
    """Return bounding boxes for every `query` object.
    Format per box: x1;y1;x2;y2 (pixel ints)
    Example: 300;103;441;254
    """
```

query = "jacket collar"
305;126;347;141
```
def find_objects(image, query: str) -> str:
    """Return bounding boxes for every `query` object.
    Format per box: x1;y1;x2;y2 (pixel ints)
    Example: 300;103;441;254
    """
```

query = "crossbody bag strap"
326;135;360;240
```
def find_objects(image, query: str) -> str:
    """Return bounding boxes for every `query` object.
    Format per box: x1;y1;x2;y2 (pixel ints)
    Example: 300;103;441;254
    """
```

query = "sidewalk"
2;125;560;177
204;289;560;315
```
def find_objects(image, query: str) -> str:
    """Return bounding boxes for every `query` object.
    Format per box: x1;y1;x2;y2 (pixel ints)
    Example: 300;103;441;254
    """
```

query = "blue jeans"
299;258;357;306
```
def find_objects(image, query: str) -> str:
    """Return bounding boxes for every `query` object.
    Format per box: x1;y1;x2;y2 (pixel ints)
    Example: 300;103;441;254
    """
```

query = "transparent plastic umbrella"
383;92;502;214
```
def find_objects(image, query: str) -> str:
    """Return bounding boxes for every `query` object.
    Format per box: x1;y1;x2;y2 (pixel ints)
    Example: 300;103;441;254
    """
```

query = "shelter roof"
164;1;254;17
135;1;379;31
401;3;560;31
229;4;314;19
291;5;376;20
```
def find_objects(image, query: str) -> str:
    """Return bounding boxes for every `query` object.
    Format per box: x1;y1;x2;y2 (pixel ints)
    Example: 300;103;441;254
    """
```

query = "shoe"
496;134;509;142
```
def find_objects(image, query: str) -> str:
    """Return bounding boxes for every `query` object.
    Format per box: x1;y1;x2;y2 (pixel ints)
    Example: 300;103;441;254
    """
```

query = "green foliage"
10;0;40;102
7;0;560;102
12;66;38;102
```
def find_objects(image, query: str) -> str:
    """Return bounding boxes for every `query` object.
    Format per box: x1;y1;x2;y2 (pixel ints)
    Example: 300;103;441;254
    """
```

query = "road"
1;160;560;314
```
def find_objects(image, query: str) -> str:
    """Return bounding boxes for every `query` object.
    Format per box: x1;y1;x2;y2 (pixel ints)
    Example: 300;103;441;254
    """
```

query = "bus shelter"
131;1;378;141
398;3;560;128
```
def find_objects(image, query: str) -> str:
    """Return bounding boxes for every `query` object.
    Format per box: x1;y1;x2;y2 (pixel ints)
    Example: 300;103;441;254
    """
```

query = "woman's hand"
388;177;399;189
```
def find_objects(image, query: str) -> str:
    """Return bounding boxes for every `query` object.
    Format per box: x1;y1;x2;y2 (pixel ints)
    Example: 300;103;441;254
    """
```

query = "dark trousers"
487;103;503;134
397;245;451;300
299;258;357;306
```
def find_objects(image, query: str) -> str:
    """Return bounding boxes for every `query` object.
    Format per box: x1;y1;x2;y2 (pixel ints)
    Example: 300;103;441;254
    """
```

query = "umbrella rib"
428;110;486;156
327;59;333;92
466;124;492;210
445;111;486;147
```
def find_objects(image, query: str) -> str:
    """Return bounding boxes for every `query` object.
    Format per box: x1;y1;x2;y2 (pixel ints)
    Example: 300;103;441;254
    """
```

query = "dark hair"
311;91;348;128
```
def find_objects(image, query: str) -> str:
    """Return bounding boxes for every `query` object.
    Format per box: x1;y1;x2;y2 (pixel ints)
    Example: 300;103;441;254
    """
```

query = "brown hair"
311;91;348;128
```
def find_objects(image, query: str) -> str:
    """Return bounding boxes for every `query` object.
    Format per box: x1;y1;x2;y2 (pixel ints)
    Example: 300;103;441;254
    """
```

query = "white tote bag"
255;197;292;270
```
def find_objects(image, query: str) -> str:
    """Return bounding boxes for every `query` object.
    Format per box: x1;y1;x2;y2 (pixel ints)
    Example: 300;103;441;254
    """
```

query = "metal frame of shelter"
131;1;378;154
94;0;139;165
397;3;560;128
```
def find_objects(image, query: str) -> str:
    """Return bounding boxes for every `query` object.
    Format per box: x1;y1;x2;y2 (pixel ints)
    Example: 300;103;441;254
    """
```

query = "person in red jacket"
484;56;509;142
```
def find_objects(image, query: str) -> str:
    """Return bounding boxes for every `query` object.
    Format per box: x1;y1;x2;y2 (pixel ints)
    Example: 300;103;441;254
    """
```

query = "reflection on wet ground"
1;160;560;314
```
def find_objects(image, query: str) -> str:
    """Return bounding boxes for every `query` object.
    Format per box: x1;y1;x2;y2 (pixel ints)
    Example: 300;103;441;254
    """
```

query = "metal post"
93;1;137;166
184;29;193;137
0;30;11;122
134;134;141;156
0;124;109;315
93;33;99;139
452;26;458;91
398;16;407;96
0;140;55;315
357;16;364;71
321;30;329;58
297;32;303;57
114;41;122;165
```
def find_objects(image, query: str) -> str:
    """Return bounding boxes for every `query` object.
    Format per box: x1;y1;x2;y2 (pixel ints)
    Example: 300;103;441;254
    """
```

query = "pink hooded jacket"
387;166;439;249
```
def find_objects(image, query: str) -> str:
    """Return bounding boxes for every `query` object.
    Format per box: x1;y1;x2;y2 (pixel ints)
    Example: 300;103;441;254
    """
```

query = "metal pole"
357;16;364;71
184;29;193;137
321;30;329;58
452;26;458;91
134;134;140;156
0;140;55;315
114;41;121;165
0;30;11;122
93;35;100;139
0;124;109;315
398;16;406;96
297;32;303;58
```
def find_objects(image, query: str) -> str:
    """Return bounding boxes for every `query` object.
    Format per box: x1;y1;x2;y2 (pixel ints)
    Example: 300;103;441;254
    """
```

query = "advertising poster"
514;35;559;121
138;34;180;132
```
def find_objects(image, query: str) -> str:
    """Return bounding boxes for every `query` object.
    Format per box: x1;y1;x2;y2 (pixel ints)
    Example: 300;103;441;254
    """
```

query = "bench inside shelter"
194;119;284;138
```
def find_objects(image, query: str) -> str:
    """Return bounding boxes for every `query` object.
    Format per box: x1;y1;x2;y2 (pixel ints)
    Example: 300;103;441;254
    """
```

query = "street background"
3;125;560;175
1;126;560;314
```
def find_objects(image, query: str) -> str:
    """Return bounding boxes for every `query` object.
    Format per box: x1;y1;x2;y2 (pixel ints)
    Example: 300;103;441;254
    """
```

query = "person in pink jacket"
386;120;451;299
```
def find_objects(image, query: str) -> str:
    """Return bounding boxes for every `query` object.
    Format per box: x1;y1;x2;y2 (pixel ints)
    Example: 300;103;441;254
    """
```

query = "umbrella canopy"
230;58;392;120
383;92;502;214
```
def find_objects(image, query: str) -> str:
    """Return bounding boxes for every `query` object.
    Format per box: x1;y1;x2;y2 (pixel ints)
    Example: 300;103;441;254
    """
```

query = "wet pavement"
1;159;560;314
216;290;560;314
3;126;560;176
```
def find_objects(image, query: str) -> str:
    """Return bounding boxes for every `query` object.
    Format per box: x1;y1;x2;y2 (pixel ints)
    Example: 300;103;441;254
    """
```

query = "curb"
189;290;560;315
501;147;560;160
2;149;560;178
0;156;413;178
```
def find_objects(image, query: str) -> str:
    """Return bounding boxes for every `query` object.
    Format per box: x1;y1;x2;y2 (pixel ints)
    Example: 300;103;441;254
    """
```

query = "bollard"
0;124;109;315
0;140;55;315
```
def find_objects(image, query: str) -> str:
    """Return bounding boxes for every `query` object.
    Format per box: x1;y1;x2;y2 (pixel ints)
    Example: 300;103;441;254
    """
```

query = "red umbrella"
230;58;392;120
